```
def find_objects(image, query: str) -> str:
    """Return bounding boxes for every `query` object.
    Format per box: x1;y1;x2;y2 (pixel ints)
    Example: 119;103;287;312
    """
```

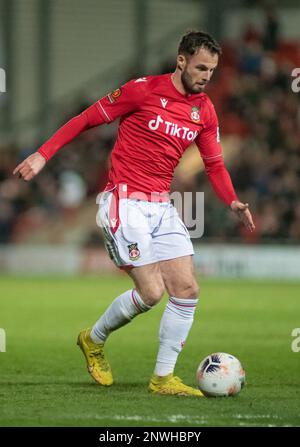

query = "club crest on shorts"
191;106;200;123
128;243;140;261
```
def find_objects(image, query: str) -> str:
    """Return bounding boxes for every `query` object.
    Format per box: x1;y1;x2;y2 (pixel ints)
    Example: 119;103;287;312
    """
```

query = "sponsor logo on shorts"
190;106;200;123
128;243;140;261
107;88;122;103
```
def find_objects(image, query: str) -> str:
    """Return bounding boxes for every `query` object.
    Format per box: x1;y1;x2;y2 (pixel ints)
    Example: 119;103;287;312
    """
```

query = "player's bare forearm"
13;152;46;181
230;200;255;232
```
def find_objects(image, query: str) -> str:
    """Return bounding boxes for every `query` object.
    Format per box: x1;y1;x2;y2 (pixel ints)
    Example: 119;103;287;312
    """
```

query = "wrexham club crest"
191;106;200;123
128;243;140;261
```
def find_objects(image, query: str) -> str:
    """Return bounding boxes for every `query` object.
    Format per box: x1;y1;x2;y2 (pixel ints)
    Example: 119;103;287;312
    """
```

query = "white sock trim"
131;288;152;313
167;296;198;319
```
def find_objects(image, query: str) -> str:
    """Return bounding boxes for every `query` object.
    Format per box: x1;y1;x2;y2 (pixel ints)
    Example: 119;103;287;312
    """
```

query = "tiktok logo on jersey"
148;115;198;141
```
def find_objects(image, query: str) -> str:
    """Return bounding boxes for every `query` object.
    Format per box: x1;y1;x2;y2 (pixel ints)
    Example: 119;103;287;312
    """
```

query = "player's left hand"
230;200;255;232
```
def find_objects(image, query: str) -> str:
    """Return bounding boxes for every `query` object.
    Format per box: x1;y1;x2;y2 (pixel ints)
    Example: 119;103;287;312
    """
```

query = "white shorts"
96;189;194;268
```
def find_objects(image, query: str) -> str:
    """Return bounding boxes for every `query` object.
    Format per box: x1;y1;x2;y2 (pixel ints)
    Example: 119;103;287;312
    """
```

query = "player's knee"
186;280;200;299
148;284;165;305
138;281;165;306
169;279;200;299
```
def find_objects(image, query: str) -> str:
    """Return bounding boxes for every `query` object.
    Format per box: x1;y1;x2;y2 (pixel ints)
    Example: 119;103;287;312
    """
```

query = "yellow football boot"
149;373;204;397
77;328;113;386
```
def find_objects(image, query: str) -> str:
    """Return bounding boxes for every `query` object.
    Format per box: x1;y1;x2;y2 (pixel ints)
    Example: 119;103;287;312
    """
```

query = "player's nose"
201;74;210;83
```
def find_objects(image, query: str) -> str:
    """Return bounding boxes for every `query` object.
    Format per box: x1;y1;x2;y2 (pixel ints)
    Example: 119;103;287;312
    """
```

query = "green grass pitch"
0;275;299;427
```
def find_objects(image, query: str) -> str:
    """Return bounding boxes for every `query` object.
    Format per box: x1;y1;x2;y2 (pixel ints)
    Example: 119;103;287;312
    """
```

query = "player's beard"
181;68;205;94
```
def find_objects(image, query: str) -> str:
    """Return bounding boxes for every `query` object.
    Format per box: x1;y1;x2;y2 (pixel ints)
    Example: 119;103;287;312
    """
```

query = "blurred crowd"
0;15;300;245
202;12;300;243
0;124;113;244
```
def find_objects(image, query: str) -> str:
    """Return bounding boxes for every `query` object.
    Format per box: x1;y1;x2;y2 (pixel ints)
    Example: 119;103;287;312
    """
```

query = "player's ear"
177;54;186;71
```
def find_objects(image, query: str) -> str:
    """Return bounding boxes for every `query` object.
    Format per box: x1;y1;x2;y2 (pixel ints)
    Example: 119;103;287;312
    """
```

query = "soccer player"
13;30;255;397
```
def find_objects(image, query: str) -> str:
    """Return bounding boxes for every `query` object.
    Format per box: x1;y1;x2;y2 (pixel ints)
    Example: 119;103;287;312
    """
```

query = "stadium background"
0;0;300;428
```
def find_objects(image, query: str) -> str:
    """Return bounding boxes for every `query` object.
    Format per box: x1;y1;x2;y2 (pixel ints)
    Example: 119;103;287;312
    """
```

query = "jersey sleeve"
196;99;238;206
37;77;149;161
195;99;222;161
37;102;105;161
96;77;148;123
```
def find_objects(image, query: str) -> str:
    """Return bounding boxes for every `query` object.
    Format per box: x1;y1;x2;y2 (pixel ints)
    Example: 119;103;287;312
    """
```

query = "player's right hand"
13;152;46;181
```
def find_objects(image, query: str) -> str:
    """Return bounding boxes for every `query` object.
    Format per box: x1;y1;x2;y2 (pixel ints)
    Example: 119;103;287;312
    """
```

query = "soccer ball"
196;352;246;397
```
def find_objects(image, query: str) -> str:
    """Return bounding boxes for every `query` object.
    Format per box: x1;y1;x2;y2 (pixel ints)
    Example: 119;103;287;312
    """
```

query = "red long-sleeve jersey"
38;73;238;205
